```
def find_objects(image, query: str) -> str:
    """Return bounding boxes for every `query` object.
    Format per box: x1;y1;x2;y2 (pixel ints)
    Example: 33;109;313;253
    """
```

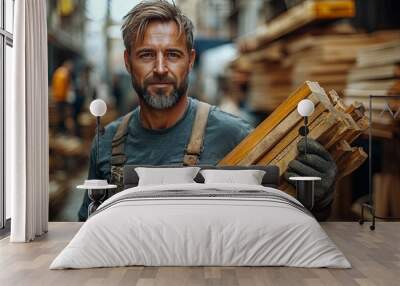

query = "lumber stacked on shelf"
287;33;380;93
248;63;293;111
236;0;357;112
218;81;368;196
355;40;400;68
239;28;400;114
232;0;400;113
238;0;355;53
287;30;400;93
344;40;400;138
243;42;294;112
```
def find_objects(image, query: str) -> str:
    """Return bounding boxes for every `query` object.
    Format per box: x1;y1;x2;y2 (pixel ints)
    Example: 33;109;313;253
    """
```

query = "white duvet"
50;183;351;269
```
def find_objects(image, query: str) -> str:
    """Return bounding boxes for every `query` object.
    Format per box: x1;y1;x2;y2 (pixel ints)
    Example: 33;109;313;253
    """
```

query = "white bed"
50;183;350;269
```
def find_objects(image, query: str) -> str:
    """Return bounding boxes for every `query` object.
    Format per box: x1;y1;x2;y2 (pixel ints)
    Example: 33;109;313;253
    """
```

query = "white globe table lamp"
297;99;315;155
76;99;116;216
90;99;107;178
289;99;318;210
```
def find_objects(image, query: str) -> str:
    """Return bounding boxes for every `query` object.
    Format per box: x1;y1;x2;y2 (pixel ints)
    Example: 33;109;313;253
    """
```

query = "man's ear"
124;50;132;74
189;48;196;70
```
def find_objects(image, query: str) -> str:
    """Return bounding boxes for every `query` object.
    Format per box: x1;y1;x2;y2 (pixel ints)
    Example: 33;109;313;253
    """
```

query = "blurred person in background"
51;60;74;133
73;64;92;137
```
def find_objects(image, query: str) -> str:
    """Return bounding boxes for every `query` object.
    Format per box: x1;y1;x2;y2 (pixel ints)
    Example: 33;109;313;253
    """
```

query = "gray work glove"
284;138;337;220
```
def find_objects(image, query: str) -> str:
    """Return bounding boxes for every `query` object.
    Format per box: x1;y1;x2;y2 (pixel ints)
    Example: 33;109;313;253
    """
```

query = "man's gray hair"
121;0;194;54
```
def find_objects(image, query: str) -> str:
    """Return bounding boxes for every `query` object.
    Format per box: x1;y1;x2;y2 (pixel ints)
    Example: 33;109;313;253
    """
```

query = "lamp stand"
298;116;309;155
304;116;308;155
96;116;100;178
94;116;108;204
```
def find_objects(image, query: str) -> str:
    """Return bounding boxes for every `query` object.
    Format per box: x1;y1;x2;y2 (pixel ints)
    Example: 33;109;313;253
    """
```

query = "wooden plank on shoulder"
218;81;323;165
271;113;337;176
256;103;326;165
239;93;323;165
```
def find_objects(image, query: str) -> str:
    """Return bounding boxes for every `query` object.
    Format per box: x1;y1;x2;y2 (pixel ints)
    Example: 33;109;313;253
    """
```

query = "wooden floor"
0;222;399;286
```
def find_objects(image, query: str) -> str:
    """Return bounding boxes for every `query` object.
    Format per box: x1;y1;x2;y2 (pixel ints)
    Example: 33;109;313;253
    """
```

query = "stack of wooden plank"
248;63;293;111
344;40;400;138
239;28;400;114
287;32;385;93
233;0;400;113
218;81;368;196
236;0;357;112
238;0;356;53
243;42;294;112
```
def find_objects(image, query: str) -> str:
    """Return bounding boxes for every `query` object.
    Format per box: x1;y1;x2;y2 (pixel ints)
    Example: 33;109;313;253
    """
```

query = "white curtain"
6;0;49;242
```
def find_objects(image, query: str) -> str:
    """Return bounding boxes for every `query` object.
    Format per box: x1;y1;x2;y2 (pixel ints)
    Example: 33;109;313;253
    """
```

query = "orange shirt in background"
51;66;70;102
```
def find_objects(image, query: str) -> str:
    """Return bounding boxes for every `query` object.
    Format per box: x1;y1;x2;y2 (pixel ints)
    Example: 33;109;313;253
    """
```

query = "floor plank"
0;222;399;286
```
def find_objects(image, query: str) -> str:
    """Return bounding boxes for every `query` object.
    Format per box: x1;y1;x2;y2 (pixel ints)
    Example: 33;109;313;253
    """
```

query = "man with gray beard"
78;0;253;221
78;0;336;221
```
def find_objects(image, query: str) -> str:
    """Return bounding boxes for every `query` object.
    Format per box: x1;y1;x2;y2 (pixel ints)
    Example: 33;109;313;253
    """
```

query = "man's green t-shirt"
78;97;253;220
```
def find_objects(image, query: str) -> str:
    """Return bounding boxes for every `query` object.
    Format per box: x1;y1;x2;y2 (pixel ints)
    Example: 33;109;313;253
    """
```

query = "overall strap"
110;111;133;195
183;101;211;166
111;111;133;166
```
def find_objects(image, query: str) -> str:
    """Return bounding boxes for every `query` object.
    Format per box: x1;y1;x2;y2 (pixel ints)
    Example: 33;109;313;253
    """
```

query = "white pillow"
135;167;200;186
200;169;266;185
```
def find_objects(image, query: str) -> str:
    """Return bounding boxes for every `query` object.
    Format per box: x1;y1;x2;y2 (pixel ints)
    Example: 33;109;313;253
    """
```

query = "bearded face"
124;21;195;110
131;70;189;109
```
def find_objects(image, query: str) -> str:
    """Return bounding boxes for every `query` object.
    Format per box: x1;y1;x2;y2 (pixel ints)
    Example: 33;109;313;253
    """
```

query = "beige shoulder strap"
183;101;211;166
110;111;133;165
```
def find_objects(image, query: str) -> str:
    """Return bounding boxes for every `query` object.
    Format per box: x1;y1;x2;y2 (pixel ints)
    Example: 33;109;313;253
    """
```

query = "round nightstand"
77;180;117;216
289;176;321;210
